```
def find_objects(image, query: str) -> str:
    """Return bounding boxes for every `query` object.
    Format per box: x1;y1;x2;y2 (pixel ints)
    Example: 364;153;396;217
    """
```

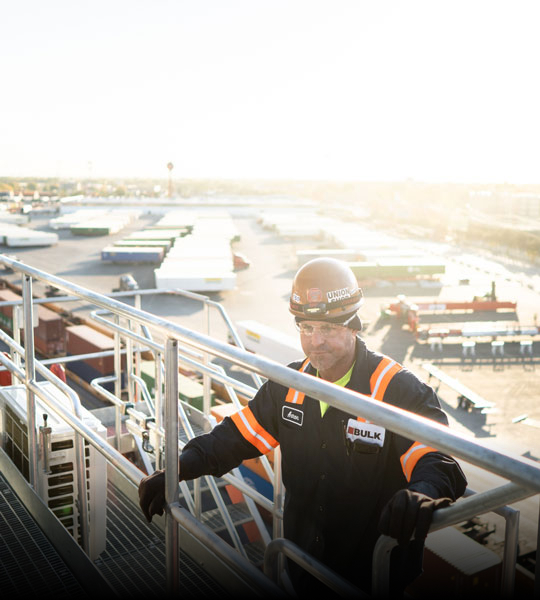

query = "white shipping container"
161;256;234;271
1;225;58;247
49;210;108;229
154;266;236;291
235;320;303;365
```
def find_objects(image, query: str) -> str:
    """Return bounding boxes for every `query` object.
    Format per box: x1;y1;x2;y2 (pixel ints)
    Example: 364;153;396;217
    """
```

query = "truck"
383;283;517;332
113;274;139;292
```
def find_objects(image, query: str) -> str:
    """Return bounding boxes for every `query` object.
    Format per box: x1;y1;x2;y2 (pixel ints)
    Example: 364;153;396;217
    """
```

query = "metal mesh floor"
95;480;232;598
0;472;251;598
0;473;89;597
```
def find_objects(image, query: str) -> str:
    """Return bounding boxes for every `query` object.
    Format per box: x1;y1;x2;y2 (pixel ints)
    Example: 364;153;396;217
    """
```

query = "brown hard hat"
289;257;363;319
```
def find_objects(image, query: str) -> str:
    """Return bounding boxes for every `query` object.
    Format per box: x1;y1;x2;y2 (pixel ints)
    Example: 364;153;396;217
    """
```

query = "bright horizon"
3;0;540;185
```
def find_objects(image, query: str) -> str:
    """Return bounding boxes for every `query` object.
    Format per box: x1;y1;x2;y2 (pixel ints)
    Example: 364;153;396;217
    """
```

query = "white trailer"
154;263;236;292
234;320;303;365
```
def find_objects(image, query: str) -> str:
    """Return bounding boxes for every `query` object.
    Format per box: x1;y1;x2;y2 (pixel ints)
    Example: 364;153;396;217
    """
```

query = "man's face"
298;320;357;381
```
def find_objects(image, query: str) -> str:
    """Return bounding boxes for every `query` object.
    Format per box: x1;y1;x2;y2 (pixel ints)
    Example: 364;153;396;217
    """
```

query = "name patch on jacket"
282;406;304;426
346;418;385;447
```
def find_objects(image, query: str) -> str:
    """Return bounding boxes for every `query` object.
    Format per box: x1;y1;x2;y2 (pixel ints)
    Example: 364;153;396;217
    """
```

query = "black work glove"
138;469;166;523
378;489;452;546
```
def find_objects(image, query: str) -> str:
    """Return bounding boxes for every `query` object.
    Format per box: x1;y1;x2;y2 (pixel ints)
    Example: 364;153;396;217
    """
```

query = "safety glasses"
295;319;356;338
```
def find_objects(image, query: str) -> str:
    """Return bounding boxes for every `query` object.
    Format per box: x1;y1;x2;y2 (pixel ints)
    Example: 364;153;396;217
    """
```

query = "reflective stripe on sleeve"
231;405;279;455
285;358;311;405
400;441;439;481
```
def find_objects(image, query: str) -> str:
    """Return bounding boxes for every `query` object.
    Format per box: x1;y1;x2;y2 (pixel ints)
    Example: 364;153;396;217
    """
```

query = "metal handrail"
0;335;276;592
89;306;275;542
0;328;91;556
1;255;540;595
372;487;523;598
2;257;538;488
90;306;277;512
264;537;367;598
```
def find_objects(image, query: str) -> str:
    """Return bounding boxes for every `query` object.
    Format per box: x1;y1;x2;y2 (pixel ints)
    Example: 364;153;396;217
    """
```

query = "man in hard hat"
139;257;467;596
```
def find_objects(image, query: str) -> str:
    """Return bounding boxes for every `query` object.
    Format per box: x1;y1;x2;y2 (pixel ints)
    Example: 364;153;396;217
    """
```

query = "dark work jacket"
179;337;467;594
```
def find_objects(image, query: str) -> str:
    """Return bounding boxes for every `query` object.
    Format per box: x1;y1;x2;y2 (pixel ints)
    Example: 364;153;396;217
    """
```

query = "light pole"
167;162;174;198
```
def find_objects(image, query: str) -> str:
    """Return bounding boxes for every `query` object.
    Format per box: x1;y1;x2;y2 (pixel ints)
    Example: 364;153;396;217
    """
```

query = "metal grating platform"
95;479;232;598
0;473;89;597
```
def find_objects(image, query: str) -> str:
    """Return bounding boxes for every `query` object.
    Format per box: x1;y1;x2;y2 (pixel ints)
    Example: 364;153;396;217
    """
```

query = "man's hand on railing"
138;469;166;523
378;489;452;545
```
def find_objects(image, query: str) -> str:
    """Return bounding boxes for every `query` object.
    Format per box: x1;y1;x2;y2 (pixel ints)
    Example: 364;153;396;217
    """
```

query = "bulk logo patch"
345;418;385;447
282;406;304;426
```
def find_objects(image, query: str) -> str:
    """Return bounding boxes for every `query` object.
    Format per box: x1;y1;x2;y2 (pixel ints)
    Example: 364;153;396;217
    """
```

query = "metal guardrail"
88;304;278;545
0;254;539;597
264;537;368;598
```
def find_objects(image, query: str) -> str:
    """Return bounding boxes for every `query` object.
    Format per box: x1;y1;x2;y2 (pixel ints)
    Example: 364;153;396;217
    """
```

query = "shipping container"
0;289;22;325
296;248;363;267
349;259;446;280
234;320;303;365
101;246;164;264
49;210;108;230
154;265;236;292
151;210;197;231
65;325;115;375
71;214;132;236
354;249;427;261
1;225;58;247
0;213;29;225
113;239;172;251
124;229;185;242
71;224;117;236
140;359;216;412
162;256;234;272
0;291;65;355
191;216;240;242
35;305;65;341
34;305;66;355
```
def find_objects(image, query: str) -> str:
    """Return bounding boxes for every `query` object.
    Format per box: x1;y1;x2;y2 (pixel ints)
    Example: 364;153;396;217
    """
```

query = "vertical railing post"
113;314;122;450
22;276;91;555
501;508;519;598
165;338;179;593
155;350;164;469
535;499;540;600
22;275;39;489
203;300;211;416
272;446;285;587
134;294;142;404
126;319;134;406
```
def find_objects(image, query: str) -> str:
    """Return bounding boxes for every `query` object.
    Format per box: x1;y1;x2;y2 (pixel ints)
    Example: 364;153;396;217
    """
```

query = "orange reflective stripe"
370;357;402;401
285;358;311;405
357;356;402;423
285;387;305;405
400;441;439;481
231;406;279;455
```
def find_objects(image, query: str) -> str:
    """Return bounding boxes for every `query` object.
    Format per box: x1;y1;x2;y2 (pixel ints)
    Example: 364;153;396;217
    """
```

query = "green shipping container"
140;360;215;412
349;260;446;279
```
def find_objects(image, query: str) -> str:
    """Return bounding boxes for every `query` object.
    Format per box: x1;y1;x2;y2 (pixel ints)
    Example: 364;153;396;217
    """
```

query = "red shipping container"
0;289;21;320
66;324;116;375
35;305;65;344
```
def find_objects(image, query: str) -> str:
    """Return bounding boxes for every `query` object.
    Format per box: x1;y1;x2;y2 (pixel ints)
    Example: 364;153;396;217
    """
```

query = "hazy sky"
3;0;540;183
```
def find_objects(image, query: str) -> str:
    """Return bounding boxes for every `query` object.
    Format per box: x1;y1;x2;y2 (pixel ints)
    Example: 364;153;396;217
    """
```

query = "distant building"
470;189;540;218
0;191;14;202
